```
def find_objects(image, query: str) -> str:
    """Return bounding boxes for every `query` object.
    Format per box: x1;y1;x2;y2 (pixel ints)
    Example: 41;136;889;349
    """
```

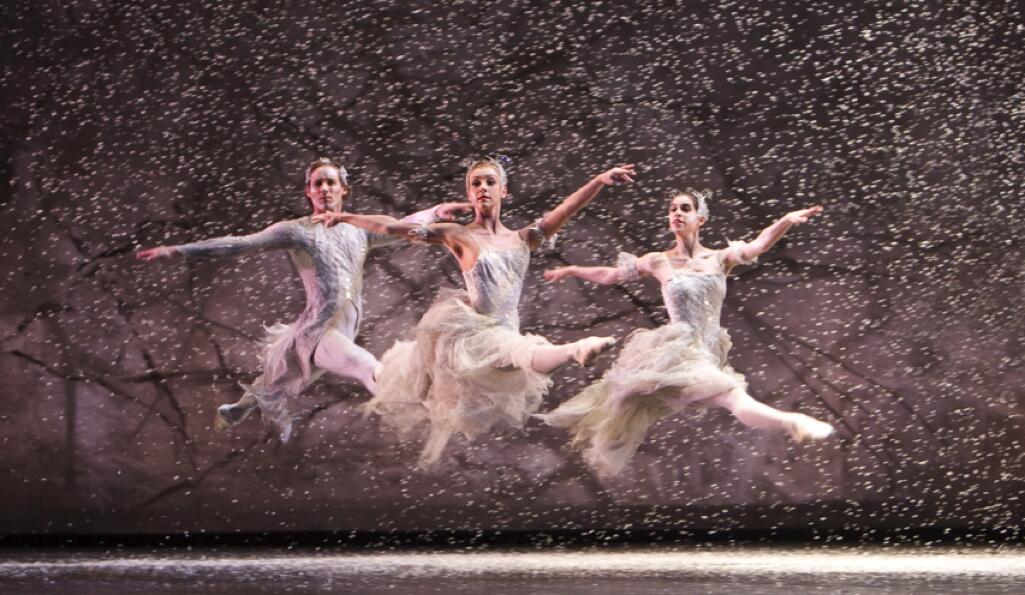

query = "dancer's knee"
710;387;745;411
314;335;378;377
517;343;545;371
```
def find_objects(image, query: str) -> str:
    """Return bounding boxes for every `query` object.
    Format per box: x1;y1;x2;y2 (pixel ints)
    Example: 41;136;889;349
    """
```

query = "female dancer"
137;158;468;442
314;158;636;466
538;189;834;477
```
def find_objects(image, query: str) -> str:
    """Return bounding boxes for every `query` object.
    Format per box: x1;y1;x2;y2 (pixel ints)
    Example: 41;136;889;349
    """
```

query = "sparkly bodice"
661;269;727;347
175;208;439;336
177;219;377;330
462;243;531;329
292;221;374;329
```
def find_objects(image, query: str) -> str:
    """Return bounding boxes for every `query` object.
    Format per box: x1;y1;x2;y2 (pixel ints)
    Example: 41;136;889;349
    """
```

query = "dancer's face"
668;194;705;232
466;165;507;214
306;165;349;213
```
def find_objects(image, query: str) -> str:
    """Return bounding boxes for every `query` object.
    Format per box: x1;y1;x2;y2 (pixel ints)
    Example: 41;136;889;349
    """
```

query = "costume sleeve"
616;252;641;282
722;240;758;267
176;221;297;259
525;217;557;252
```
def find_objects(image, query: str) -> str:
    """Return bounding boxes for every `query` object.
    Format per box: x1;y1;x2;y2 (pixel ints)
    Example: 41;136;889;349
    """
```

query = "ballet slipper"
573;336;617;366
214;400;256;432
785;413;834;443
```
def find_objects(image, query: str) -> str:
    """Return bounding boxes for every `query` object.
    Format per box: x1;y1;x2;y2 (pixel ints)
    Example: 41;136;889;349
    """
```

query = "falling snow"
0;1;1022;537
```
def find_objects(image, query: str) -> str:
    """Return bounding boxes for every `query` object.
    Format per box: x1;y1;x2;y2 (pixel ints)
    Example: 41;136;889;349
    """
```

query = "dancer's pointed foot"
276;418;294;444
214;401;255;432
785;413;834;443
572;336;616;366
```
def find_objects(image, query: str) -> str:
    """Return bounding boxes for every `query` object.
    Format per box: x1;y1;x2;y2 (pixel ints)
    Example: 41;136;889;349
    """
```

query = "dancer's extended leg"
214;367;306;442
214;393;258;432
529;336;617;374
710;388;833;442
215;330;373;442
313;328;380;396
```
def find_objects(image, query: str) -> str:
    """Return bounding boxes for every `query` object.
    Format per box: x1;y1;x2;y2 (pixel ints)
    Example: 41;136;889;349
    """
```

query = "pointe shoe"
277;419;294;444
214;402;255;432
573;336;617;366
785;413;835;444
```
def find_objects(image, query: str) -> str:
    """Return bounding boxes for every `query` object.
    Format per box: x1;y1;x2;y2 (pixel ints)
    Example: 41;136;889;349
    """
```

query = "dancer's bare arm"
544;252;662;285
136;221;297;262
544;265;623;285
347;202;473;249
524;165;636;248
432;202;474;222
725;205;823;269
314;211;480;269
314;202;471;228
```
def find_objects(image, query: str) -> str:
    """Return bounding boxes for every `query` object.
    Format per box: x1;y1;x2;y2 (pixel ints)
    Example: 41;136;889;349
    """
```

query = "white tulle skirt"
537;322;747;477
365;289;553;466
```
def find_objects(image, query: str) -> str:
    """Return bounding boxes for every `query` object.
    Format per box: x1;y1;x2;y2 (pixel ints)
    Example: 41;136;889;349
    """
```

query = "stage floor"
3;545;1025;594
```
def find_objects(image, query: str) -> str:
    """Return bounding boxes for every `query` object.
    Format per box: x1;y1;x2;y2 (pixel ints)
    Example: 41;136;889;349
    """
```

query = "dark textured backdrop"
1;0;1022;536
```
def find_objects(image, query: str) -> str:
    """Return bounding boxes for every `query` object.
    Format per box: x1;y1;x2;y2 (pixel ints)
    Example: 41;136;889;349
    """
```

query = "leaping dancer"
136;158;470;442
315;157;636;466
538;189;834;477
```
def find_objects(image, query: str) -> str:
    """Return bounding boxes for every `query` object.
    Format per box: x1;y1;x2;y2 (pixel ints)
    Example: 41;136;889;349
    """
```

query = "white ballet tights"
222;329;380;437
529;344;576;374
710;387;801;432
312;329;379;396
529;337;615;374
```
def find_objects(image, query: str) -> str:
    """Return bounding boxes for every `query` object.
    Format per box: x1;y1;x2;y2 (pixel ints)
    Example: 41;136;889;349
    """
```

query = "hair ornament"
668;187;712;220
461;153;512;168
462;154;511;186
305;157;349;187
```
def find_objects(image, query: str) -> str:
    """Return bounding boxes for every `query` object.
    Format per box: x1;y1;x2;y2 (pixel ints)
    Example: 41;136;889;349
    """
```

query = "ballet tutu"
365;288;553;466
537;321;747;477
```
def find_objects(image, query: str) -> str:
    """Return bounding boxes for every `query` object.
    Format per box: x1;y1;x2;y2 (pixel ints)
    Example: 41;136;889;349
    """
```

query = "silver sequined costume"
176;208;438;440
538;243;756;476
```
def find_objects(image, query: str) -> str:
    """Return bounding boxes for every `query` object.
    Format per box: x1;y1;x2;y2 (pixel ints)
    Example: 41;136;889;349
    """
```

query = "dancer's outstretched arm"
544;265;624;285
528;165;636;246
314;211;479;267
545;252;660;285
313;202;470;232
136;221;297;262
363;202;473;249
726;205;823;269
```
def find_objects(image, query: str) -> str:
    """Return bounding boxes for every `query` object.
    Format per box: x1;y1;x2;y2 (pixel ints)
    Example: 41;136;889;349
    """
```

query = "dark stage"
4;542;1025;594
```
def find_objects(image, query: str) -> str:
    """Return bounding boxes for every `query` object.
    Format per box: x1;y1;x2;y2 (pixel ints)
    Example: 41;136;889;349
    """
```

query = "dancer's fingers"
543;269;566;282
136;247;168;261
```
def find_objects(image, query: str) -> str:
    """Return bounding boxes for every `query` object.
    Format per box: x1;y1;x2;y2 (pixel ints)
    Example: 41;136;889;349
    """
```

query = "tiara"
667;187;712;219
684;187;712;202
460;154;512;169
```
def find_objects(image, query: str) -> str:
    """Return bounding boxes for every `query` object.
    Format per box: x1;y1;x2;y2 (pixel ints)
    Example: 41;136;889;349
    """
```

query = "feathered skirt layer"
366;289;553;466
538;322;746;477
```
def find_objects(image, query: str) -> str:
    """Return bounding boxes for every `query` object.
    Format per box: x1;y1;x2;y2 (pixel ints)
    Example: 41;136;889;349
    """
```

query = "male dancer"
137;158;469;442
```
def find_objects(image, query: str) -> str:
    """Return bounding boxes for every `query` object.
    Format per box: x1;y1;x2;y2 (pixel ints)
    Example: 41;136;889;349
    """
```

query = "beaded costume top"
462;241;531;330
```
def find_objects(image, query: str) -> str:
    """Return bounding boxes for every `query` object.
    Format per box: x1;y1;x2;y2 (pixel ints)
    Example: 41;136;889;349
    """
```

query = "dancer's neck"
670;231;702;258
473;208;503;233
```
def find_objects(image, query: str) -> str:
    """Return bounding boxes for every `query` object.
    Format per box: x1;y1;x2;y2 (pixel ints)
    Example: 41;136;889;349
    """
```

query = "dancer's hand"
136;246;177;261
543;267;576;283
785;205;823;225
597;164;636;186
312;212;349;227
435;202;473;221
